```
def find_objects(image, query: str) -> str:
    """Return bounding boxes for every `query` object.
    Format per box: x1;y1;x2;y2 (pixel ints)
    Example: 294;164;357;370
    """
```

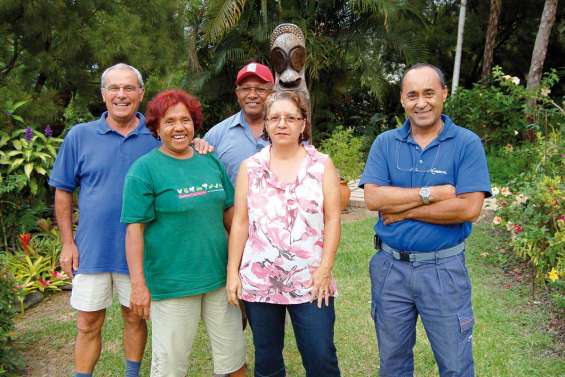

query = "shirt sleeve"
455;134;492;197
359;135;391;188
121;161;156;224
216;154;235;208
48;129;79;192
203;126;218;148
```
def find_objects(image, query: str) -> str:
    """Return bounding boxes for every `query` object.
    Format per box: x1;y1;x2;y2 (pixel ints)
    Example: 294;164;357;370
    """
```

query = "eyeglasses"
104;85;139;94
395;142;446;175
265;115;304;126
237;86;271;96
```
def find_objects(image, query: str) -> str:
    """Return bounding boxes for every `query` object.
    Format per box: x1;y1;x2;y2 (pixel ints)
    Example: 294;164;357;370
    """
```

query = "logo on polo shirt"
176;182;224;199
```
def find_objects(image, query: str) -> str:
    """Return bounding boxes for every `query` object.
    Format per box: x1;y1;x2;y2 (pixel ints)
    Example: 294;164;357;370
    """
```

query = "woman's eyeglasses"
265;115;304;126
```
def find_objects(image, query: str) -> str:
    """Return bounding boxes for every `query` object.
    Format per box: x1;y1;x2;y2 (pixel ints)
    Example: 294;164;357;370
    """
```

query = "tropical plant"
319;126;366;182
0;125;61;249
1;227;69;310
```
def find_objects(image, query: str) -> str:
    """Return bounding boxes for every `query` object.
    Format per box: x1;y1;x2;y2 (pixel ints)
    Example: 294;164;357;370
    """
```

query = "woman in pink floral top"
227;91;341;377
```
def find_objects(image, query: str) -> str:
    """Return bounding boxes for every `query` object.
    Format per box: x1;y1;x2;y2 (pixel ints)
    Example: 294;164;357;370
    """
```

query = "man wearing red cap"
204;62;274;183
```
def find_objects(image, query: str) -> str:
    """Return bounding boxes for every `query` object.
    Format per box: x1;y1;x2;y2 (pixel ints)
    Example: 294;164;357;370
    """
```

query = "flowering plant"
492;174;564;284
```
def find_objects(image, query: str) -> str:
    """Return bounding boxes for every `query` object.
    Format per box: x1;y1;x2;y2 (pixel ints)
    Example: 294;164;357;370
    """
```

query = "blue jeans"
369;250;475;377
243;300;341;377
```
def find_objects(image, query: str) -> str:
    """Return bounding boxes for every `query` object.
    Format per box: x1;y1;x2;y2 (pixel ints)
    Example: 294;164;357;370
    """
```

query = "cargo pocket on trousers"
458;311;475;343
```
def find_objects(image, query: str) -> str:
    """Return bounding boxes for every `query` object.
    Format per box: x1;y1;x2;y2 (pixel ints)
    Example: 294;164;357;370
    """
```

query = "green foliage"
0;259;23;375
319;126;366;181
1;225;69;308
446;66;563;148
0;124;61;249
491;132;565;288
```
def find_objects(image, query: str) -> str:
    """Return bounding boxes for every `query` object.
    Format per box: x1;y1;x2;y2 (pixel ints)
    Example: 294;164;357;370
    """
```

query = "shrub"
446;66;561;148
0;120;61;249
319;126;366;182
0;259;23;375
491;133;564;288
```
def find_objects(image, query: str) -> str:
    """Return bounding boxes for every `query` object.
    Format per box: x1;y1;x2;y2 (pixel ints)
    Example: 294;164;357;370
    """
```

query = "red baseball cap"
236;63;274;85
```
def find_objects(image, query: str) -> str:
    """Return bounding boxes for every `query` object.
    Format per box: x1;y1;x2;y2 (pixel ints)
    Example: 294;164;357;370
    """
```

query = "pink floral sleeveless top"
239;144;337;304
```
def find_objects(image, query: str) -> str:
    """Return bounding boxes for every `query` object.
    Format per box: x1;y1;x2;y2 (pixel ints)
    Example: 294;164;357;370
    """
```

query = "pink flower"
38;278;51;288
559;215;565;222
492;216;502;225
500;187;512;197
514;224;524;234
52;271;65;280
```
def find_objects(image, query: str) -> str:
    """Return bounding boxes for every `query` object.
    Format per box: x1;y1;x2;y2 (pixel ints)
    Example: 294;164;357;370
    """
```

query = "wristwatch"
419;186;431;204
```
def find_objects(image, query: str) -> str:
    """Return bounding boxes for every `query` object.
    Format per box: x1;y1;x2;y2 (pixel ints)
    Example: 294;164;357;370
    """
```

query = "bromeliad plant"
1;223;70;311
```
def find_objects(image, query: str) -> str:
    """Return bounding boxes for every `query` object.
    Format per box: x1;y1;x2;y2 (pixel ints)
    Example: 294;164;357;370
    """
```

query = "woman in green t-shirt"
121;89;246;377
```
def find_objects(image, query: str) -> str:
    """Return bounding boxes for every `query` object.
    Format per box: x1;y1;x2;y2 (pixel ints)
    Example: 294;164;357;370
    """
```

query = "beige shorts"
150;287;246;376
70;273;131;311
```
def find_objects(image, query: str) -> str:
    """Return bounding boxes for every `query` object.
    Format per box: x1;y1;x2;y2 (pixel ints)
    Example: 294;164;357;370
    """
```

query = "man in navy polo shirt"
204;62;274;183
360;63;491;377
49;63;158;377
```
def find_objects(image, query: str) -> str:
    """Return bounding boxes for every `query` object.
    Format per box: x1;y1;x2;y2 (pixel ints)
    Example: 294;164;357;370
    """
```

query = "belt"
379;241;465;262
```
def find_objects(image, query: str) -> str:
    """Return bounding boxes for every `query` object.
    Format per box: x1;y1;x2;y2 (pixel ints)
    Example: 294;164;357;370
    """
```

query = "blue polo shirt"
204;111;269;183
49;112;160;274
359;115;491;252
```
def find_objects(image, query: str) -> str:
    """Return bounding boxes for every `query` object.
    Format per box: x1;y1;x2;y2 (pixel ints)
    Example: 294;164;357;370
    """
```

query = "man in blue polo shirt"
49;63;158;377
360;63;491;377
204;62;274;183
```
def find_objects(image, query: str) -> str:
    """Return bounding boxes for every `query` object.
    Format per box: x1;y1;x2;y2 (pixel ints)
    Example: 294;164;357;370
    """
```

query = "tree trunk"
480;0;502;80
526;0;558;91
451;0;466;94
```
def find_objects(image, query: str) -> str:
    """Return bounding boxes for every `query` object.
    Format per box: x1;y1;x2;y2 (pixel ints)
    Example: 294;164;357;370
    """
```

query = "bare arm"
55;189;79;277
364;183;456;213
125;223;151;320
381;192;486;225
226;163;249;306
224;206;234;233
312;158;341;308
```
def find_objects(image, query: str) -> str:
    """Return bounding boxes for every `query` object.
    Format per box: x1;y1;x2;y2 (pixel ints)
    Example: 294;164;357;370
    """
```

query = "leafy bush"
1;224;70;307
319;126;366;182
491;133;564;287
446;66;561;148
0;259;23;375
0;118;61;249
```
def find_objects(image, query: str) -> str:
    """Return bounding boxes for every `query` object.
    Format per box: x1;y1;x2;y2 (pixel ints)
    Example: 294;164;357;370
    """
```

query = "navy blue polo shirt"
359;115;491;252
49;112;160;274
204;111;269;183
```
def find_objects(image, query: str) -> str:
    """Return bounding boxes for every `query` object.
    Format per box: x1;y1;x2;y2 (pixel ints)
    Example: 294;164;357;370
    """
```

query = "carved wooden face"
270;28;308;94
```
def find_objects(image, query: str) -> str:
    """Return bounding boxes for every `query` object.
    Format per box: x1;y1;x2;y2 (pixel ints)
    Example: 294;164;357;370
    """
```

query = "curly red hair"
145;89;204;138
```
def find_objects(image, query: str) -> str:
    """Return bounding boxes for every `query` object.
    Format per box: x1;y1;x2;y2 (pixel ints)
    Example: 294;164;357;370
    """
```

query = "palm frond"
203;0;248;43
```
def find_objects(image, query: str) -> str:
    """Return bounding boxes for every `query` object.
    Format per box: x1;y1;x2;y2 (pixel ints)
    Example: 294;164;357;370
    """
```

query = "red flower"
19;233;31;253
38;278;51;288
514;224;524;234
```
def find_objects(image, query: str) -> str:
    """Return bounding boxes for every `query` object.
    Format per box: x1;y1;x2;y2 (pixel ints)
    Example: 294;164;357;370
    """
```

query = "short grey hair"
400;63;446;90
100;63;144;89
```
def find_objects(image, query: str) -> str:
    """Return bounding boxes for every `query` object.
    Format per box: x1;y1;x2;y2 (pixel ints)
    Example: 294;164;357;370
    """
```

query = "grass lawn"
16;219;564;376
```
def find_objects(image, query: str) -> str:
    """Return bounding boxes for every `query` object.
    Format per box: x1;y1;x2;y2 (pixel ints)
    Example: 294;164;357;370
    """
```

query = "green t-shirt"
121;148;234;300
